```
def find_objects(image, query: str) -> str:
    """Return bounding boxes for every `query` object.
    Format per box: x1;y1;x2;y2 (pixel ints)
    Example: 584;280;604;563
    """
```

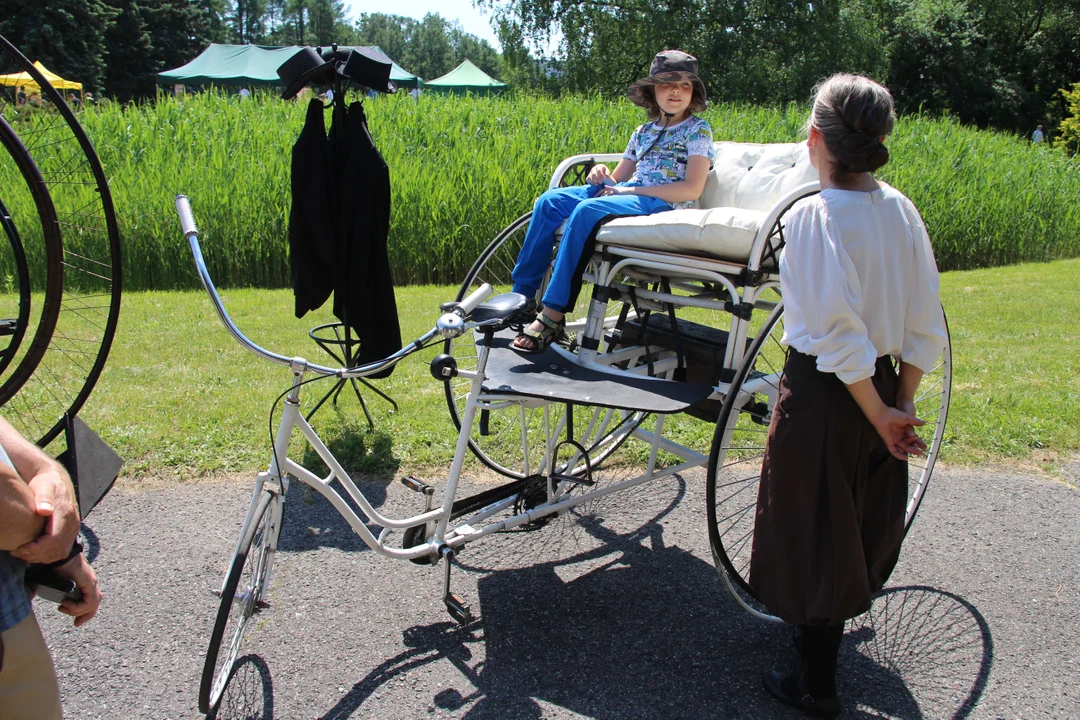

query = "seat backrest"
697;141;817;212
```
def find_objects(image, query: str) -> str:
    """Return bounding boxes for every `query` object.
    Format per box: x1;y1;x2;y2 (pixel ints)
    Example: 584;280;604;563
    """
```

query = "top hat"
627;50;707;112
333;48;396;94
278;47;336;100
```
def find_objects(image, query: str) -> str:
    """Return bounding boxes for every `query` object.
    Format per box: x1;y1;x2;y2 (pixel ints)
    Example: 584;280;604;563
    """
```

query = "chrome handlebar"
174;194;491;378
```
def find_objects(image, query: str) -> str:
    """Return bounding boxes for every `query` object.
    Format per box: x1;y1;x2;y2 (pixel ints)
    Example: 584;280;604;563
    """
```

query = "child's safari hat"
627;50;707;112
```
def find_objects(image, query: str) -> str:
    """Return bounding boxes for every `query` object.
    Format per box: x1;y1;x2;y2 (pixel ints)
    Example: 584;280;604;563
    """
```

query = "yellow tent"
0;61;82;95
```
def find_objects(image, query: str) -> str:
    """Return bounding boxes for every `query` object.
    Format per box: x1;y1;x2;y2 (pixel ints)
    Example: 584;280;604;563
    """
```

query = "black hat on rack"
278;47;336;100
332;48;396;94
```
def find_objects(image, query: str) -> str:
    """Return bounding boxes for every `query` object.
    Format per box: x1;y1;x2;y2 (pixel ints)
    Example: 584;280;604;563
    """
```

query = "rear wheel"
200;490;282;714
705;303;952;620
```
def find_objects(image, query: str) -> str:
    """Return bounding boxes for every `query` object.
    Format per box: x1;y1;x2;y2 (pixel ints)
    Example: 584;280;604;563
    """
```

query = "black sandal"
512;314;564;354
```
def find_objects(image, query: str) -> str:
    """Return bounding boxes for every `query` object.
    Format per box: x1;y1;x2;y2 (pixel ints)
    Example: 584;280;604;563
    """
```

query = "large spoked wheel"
705;303;952;621
0;123;62;400
444;211;644;479
200;490;282;714
0;34;122;448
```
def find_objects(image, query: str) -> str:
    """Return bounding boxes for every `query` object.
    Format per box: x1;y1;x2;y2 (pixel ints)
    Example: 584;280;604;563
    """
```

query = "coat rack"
278;44;402;429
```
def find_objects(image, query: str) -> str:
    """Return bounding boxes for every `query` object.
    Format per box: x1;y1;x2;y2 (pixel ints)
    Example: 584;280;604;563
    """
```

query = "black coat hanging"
281;47;402;378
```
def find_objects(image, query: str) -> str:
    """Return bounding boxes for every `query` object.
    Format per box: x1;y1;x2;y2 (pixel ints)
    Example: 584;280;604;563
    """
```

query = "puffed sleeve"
780;203;879;384
899;199;948;372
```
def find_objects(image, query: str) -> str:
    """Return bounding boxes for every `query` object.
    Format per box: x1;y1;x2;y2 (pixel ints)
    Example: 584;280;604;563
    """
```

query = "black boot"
762;623;844;718
762;669;842;718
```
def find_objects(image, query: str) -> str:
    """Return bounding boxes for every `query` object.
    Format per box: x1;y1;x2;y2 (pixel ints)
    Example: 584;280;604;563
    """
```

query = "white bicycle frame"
177;195;717;594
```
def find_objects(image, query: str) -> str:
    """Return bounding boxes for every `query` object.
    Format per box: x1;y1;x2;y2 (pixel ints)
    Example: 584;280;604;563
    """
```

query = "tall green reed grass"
2;91;1078;290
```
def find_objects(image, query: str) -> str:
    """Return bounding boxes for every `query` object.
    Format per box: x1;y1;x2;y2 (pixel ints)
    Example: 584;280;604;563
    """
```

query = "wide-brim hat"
278;47;336;100
627;50;707;111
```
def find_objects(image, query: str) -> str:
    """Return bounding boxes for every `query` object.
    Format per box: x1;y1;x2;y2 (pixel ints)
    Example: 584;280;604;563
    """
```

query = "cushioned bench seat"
592;141;817;264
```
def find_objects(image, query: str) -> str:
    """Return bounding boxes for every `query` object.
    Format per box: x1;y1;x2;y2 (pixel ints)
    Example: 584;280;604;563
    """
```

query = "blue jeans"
511;185;673;312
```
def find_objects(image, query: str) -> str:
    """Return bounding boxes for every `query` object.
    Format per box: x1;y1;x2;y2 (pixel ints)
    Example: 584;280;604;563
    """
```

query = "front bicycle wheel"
200;490;282;714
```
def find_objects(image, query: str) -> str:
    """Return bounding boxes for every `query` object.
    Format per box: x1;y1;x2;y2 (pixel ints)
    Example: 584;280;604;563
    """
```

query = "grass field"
3;93;1079;291
68;257;1080;482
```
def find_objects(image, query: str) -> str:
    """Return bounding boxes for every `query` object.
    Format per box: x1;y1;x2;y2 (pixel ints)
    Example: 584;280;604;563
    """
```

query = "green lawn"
75;258;1080;481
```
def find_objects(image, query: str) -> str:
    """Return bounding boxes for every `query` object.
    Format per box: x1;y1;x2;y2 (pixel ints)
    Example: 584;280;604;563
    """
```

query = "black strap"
38;537;84;568
661;279;687;382
627;285;655;378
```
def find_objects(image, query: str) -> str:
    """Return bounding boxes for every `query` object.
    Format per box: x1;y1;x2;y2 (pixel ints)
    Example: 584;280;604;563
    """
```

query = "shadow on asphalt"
212;476;994;720
211;655;274;720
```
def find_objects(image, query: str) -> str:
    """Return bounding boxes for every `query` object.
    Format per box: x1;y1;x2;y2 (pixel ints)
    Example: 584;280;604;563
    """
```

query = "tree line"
2;1;1078;136
484;0;1080;136
0;3;499;102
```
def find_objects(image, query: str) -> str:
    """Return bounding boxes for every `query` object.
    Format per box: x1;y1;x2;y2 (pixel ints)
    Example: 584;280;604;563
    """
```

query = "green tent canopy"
157;44;421;91
423;59;507;95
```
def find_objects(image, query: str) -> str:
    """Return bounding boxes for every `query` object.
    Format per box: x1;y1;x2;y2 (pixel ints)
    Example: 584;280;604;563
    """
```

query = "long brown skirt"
749;349;908;626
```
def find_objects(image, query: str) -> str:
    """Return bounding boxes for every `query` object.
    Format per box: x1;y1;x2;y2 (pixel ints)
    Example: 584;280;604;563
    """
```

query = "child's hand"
586;164;612;185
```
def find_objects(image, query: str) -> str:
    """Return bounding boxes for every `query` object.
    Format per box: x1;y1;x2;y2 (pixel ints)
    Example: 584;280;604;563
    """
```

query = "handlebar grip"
459;283;493;315
175;194;198;238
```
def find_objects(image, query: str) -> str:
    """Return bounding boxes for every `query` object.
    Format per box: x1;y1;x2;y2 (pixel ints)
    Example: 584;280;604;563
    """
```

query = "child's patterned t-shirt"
623;116;714;209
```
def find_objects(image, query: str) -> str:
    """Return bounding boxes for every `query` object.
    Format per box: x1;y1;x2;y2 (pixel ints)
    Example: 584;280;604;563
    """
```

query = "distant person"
750;73;947;718
16;88;26;105
1032;124;1045;144
409;87;420;101
84;92;95;107
239;87;251;100
509;49;713;352
68;92;82;109
324;87;334;104
0;415;103;719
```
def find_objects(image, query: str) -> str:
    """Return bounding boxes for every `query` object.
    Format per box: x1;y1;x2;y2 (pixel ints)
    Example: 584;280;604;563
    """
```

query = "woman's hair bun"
833;133;890;174
807;74;896;182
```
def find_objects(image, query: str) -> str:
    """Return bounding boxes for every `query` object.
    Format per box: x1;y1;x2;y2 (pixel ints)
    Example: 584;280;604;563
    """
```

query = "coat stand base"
306;322;398;430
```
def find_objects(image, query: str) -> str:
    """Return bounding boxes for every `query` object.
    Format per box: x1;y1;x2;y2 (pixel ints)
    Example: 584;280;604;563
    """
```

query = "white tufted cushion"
594;141;817;263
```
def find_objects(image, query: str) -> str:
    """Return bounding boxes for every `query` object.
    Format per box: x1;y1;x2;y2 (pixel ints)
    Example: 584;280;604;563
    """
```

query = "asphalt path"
36;463;1080;720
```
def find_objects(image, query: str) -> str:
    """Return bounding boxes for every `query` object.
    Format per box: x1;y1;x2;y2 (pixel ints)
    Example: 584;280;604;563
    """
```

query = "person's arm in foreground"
0;460;46;550
846;362;926;461
0;416;80;563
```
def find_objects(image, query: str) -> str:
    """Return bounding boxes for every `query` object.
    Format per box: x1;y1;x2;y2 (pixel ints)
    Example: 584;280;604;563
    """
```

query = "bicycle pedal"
550;472;595;487
400;475;435;496
445;593;472;625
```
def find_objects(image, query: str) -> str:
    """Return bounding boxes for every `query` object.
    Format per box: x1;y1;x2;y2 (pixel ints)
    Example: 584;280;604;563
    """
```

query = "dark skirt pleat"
749;349;908;625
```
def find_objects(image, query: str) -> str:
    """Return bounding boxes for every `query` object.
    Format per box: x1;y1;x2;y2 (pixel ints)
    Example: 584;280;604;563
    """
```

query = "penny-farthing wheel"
0;36;122;448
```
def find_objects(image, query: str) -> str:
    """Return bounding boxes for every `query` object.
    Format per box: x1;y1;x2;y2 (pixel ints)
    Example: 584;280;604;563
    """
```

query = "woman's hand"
847;377;926;461
870;405;927;461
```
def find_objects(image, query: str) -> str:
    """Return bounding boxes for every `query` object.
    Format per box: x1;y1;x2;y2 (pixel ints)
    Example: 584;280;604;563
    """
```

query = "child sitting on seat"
510;49;715;352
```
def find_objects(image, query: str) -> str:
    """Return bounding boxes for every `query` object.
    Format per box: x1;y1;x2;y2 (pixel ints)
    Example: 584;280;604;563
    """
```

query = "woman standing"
750;74;949;718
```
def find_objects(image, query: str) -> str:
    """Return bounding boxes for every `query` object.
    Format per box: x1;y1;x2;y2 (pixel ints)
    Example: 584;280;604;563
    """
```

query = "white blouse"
779;184;948;384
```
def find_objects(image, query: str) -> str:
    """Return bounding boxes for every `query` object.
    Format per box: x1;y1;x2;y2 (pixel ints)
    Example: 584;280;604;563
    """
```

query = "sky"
345;1;502;50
